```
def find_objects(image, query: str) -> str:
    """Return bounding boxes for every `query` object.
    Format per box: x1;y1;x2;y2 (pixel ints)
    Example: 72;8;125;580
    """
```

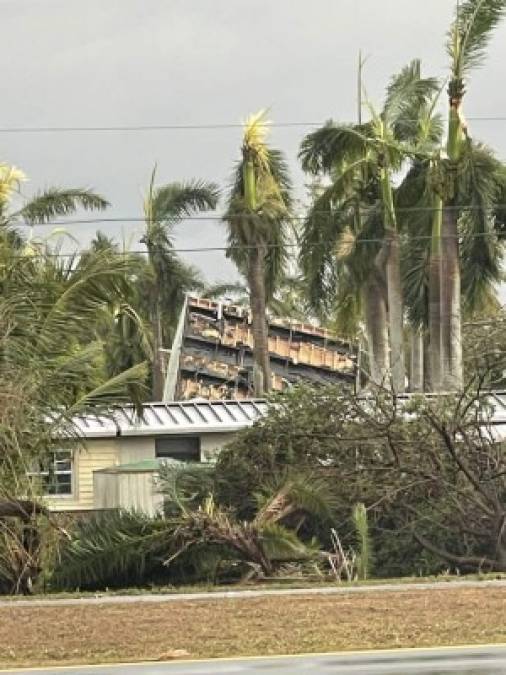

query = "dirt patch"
0;587;504;668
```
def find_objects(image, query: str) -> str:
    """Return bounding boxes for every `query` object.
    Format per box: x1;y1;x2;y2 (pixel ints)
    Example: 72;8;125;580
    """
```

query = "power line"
2;228;506;260
1;116;506;134
7;203;506;228
0;122;318;134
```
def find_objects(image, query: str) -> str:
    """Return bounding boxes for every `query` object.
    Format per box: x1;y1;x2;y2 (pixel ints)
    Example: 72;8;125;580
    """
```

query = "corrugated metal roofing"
73;399;269;438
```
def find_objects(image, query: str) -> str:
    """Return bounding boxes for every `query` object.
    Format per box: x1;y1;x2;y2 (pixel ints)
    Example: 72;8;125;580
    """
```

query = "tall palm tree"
299;61;439;392
141;168;219;400
223;111;292;395
433;0;506;390
401;140;506;390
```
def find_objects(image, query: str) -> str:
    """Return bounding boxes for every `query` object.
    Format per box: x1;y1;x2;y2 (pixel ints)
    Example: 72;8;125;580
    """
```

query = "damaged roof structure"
163;296;357;401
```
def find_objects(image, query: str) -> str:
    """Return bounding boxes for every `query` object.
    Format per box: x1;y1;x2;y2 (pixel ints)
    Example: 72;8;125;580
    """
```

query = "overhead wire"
1;116;506;133
2;226;506;260
6;202;506;229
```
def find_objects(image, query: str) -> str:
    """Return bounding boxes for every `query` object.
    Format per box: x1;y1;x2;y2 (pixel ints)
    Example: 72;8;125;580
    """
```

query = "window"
155;436;201;462
30;450;73;496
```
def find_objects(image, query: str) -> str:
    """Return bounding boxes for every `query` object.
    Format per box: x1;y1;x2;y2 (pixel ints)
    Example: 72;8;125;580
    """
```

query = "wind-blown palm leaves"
141;167;219;400
299;60;439;392
224;111;292;395
0;164;109;233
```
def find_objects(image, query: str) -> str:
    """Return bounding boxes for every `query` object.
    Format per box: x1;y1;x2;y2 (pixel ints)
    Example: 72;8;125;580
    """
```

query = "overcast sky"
2;0;506;284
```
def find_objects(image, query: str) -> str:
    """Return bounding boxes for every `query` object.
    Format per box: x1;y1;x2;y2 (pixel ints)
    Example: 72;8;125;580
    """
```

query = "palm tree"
433;0;506;390
82;233;154;403
299;61;439;392
141;168;219;400
0;238;150;591
400;141;506;390
223;111;292;395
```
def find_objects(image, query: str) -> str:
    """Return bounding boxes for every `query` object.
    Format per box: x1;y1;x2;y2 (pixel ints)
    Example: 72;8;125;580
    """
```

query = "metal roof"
71;391;506;441
73;399;269;439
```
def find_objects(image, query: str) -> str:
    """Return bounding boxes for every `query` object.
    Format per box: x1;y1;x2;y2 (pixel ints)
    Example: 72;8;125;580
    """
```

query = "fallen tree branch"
0;500;49;522
413;530;506;572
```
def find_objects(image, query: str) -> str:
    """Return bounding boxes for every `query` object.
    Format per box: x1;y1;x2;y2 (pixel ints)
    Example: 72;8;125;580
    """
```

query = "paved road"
1;579;505;608
3;647;506;674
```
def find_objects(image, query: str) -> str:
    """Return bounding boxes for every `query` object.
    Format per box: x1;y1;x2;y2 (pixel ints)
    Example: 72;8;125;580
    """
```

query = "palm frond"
383;59;440;132
259;522;318;562
0;164;26;211
458;143;504;312
299;189;352;313
299;122;374;175
448;0;506;76
60;362;148;420
224;142;292;296
149;180;219;227
242;109;271;172
203;281;249;303
158;462;217;515
35;250;139;351
15;189;109;225
53;510;172;589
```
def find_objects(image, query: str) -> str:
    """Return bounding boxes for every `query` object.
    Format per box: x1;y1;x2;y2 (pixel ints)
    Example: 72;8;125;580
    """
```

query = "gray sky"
2;0;506;284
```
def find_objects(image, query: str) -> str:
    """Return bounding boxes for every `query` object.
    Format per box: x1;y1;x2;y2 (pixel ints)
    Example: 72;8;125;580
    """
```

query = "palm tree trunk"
409;326;424;392
151;299;164;401
242;149;271;396
423;331;432;391
362;274;390;387
439;93;464;391
247;245;271;395
380;164;405;393
440;201;463;390
428;197;443;391
385;230;405;393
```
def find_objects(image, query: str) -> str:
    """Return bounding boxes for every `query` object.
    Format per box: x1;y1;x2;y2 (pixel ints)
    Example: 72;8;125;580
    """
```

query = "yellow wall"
46;439;120;512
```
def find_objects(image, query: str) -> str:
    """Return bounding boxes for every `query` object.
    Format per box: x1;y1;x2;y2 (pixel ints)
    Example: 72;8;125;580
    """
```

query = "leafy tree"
218;380;506;573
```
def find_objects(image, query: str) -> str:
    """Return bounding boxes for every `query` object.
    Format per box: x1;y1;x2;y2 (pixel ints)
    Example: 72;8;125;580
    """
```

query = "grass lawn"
0;586;505;668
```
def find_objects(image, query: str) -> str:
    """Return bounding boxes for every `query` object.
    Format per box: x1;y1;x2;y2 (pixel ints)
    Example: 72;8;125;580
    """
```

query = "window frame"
29;449;74;498
155;435;201;462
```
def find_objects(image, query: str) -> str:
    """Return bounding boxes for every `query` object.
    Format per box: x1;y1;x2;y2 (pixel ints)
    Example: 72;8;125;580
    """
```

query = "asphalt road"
4;646;506;674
